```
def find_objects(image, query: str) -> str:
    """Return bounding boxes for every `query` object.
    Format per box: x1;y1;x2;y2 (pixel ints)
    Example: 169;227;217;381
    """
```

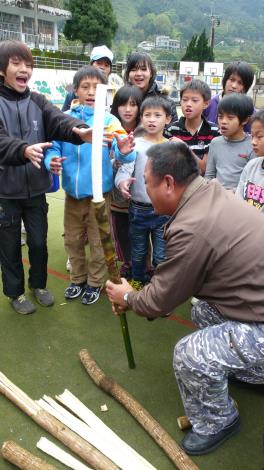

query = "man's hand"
73;127;113;145
72;126;93;143
118;178;136;199
115;131;135;155
49;156;66;175
105;278;134;314
24;142;52;169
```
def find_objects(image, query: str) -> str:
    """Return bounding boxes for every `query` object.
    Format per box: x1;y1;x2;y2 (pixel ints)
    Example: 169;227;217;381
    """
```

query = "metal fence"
33;55;87;70
0;28;54;47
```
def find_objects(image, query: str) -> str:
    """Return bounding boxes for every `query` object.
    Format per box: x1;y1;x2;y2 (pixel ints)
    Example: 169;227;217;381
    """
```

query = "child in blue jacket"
45;66;135;305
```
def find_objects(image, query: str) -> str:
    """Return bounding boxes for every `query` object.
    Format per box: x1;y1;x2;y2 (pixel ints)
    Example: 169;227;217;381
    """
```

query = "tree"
196;30;214;62
64;0;118;53
136;13;157;37
181;29;214;64
155;13;172;35
181;34;197;61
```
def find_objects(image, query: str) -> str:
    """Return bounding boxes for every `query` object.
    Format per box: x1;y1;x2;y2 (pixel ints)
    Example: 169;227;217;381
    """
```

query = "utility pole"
205;4;220;49
33;0;39;48
210;14;220;49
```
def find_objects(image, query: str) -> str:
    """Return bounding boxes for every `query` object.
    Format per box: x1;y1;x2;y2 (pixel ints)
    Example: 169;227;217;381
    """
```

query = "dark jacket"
0;85;87;199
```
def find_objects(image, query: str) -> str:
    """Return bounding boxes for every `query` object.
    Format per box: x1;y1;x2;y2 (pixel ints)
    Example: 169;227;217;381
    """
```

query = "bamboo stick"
56;389;156;470
1;441;58;470
37;437;92;470
79;349;200;470
93;199;136;369
0;372;118;470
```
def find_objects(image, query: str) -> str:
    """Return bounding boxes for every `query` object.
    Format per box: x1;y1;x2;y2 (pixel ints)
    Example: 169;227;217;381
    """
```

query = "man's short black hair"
222;61;254;93
180;79;211;102
140;96;171;117
0;40;34;75
73;65;107;90
146;141;199;185
217;93;254;124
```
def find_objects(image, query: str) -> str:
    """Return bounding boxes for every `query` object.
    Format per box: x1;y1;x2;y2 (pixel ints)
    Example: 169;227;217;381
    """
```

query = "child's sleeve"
115;161;136;188
111;137;136;163
36;93;89;144
106;115;136;163
0;118;28;165
204;141;217;180
163;121;178;139
44;140;62;171
235;165;248;200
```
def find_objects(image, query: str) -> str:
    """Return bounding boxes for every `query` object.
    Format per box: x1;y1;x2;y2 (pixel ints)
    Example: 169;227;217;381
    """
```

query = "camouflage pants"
173;300;264;435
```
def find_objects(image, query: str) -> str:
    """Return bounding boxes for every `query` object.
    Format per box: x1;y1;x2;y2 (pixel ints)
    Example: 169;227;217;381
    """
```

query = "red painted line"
47;267;70;281
22;258;70;281
168;313;196;329
22;258;195;329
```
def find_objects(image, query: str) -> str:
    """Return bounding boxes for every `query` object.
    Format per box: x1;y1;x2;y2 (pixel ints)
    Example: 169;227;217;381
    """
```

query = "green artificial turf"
0;191;263;470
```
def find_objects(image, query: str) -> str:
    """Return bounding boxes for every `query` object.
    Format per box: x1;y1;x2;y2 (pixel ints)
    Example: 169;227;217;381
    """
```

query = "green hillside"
110;0;264;42
110;0;139;30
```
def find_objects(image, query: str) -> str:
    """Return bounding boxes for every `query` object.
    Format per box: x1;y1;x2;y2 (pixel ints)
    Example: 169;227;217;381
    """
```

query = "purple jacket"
203;94;220;123
204;93;252;133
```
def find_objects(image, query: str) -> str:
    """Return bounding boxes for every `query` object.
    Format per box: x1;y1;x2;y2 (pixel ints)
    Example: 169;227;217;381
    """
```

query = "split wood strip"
1;441;58;470
37;437;92;470
38;395;150;470
0;372;118;470
79;349;200;470
56;389;156;470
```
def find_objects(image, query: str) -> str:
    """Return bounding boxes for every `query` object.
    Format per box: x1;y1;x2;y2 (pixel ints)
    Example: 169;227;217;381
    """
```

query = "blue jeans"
129;202;168;283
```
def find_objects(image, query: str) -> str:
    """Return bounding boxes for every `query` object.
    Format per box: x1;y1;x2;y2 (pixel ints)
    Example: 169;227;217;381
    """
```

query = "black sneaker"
81;285;102;305
181;416;240;455
64;282;86;300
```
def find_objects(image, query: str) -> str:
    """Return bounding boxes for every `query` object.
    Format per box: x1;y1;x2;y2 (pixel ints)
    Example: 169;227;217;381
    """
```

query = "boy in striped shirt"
164;79;220;174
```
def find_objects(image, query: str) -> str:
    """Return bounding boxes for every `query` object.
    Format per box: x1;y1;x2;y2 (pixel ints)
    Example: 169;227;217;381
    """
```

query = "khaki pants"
64;194;110;287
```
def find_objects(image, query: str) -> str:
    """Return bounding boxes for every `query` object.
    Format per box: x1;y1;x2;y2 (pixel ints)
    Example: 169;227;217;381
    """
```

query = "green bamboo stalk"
93;200;136;369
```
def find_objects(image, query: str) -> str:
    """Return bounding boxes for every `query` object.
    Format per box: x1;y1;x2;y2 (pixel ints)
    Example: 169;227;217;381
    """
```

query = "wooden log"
79;349;200;470
0;373;119;470
1;441;58;470
177;416;192;431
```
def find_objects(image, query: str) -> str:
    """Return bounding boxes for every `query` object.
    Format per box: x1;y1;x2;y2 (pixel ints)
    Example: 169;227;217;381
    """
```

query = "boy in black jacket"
0;40;93;314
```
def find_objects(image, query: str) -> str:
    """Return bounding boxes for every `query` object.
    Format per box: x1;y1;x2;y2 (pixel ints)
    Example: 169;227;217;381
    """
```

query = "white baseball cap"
90;45;113;64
